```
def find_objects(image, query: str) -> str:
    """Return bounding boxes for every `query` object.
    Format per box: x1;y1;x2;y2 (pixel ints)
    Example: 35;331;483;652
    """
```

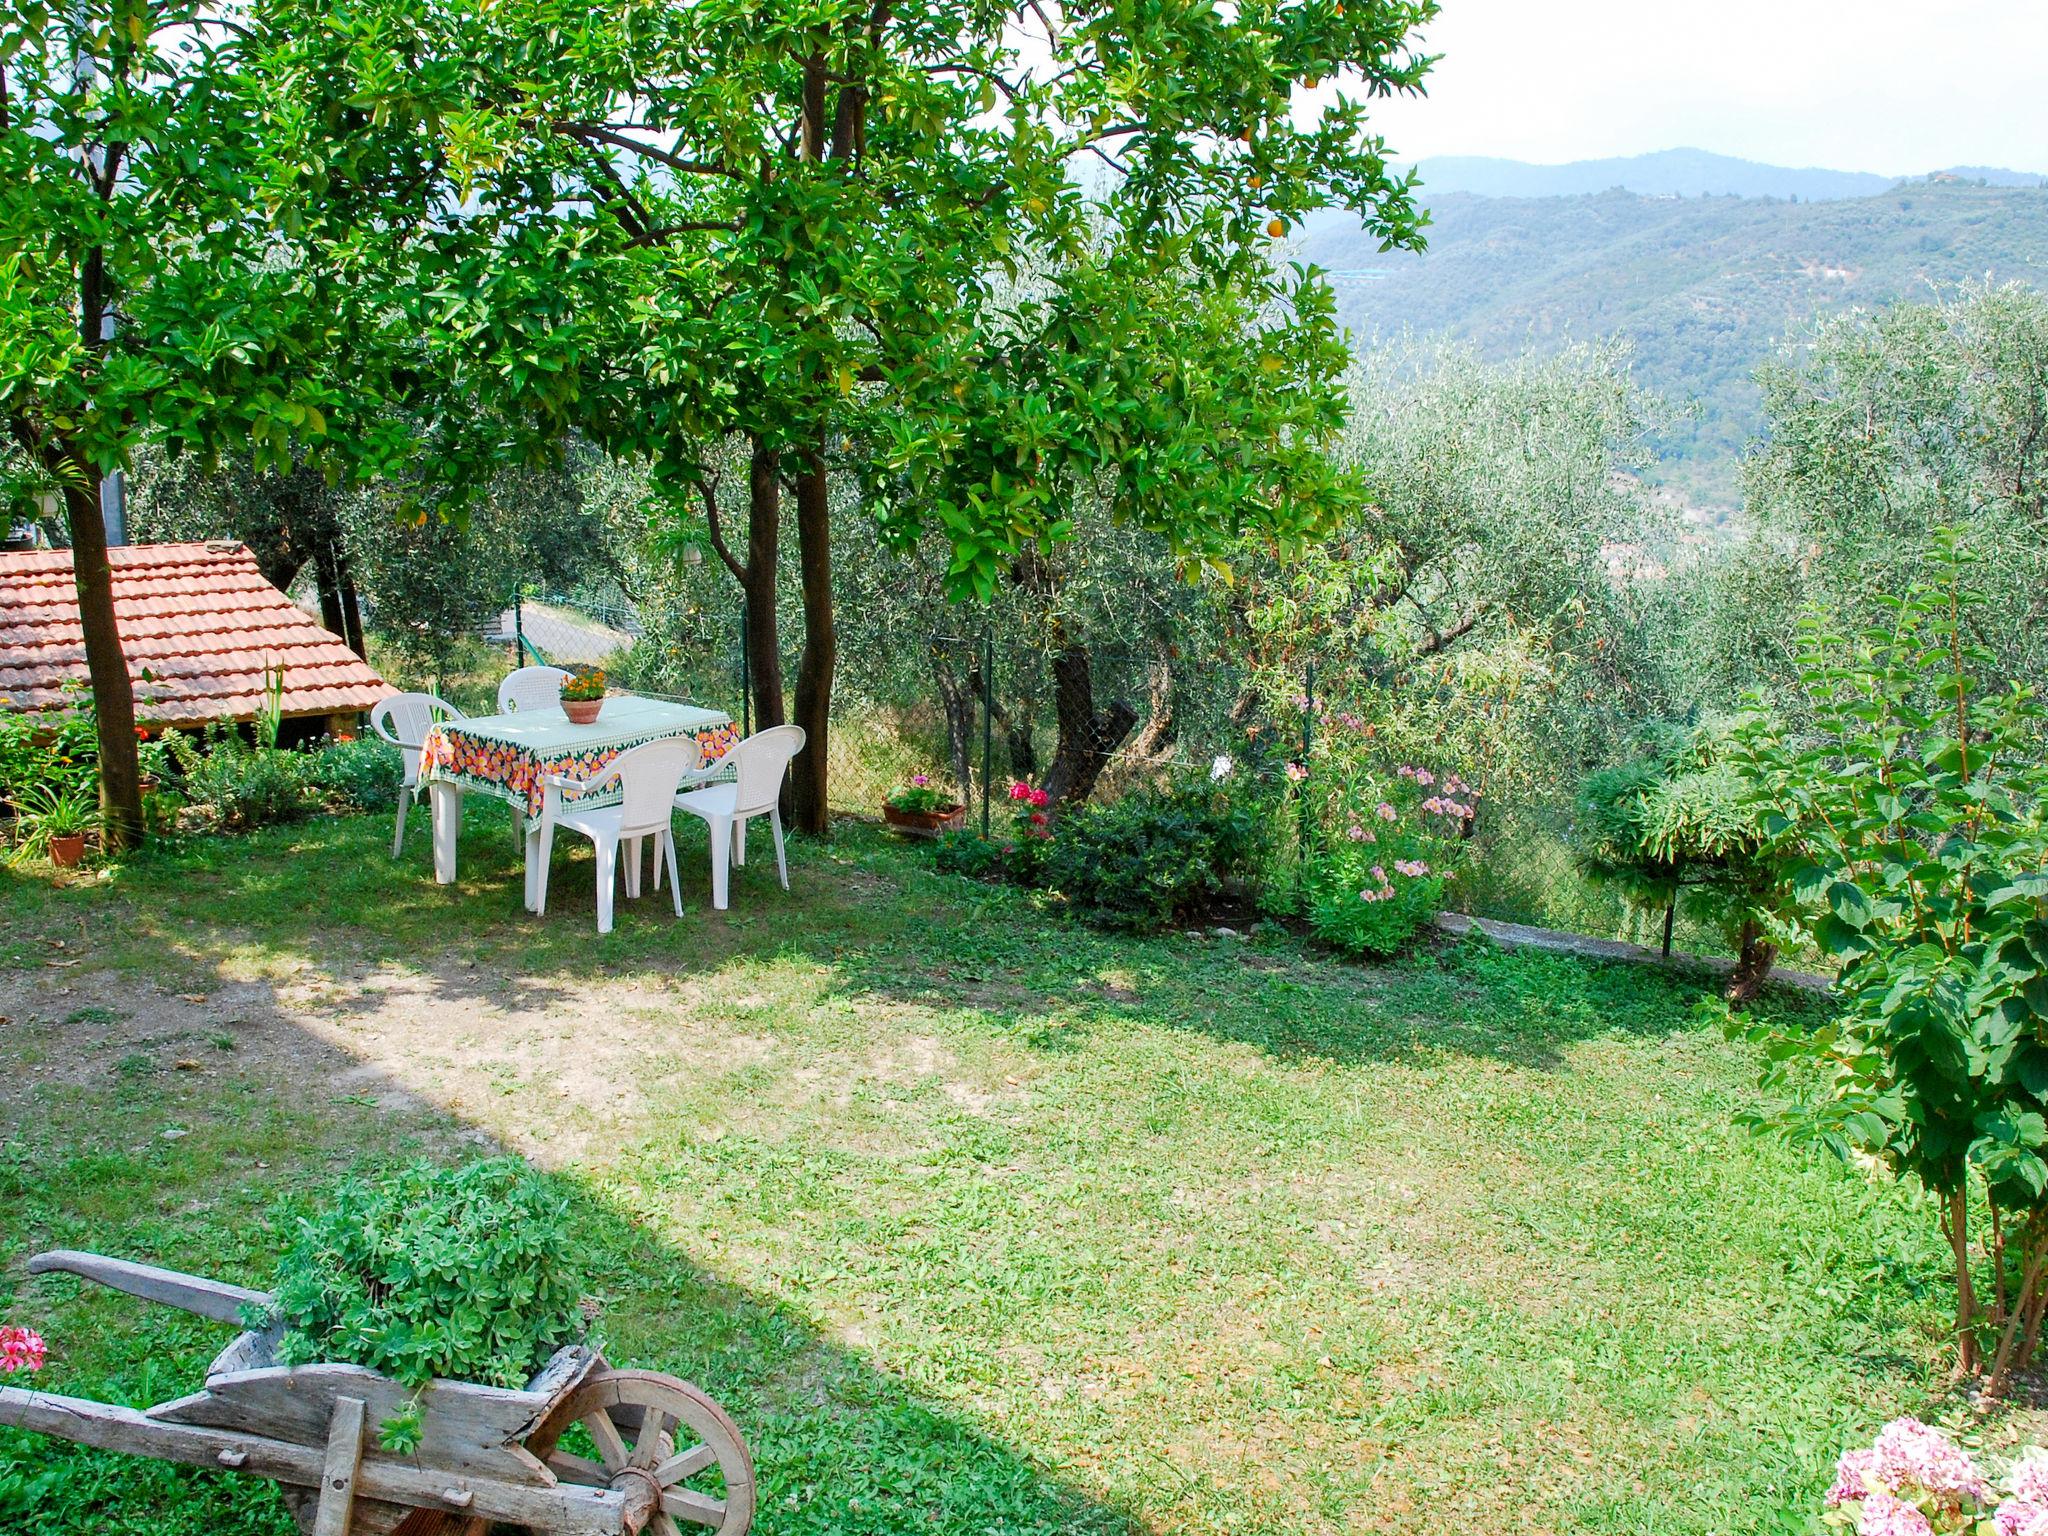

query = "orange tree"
0;1;457;845
253;0;1440;829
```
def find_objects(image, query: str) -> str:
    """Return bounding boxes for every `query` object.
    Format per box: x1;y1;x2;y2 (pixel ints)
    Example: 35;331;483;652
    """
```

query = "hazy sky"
1354;0;2048;174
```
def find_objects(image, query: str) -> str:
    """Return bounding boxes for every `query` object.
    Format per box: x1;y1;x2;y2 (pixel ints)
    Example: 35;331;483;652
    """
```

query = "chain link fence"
373;584;1730;955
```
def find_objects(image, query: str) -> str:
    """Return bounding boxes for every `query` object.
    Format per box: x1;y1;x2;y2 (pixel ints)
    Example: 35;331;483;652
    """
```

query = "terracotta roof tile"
0;542;389;724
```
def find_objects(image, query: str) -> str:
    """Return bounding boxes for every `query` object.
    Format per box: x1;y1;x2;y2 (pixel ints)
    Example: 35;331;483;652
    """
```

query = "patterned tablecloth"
419;696;738;823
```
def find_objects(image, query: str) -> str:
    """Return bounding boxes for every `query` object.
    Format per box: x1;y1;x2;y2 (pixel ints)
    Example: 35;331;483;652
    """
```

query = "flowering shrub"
1302;764;1473;957
884;774;959;815
0;1325;45;1374
1817;1417;2048;1536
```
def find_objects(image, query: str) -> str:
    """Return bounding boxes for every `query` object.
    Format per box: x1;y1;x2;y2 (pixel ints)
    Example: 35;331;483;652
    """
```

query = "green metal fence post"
513;591;524;664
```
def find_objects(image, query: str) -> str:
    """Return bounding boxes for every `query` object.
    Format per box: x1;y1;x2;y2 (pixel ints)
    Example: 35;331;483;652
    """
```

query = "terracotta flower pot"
883;802;966;838
48;833;86;868
562;697;604;726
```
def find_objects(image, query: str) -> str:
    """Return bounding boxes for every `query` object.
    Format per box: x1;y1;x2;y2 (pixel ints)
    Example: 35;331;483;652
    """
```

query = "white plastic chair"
369;692;466;857
526;737;703;933
497;664;571;715
661;725;805;910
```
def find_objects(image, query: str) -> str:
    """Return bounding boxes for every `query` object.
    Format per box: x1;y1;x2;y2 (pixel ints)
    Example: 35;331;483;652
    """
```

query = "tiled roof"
0;542;389;725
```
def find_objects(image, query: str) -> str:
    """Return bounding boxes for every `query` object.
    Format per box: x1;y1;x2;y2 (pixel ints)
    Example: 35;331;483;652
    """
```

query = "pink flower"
2011;1455;2048;1506
1856;1492;1934;1536
1029;812;1048;827
1370;865;1386;882
1345;824;1368;842
912;773;929;787
0;1326;45;1373
1870;1418;1988;1502
1397;765;1416;779
1415;769;1434;787
1395;859;1429;878
1029;788;1050;809
1284;762;1307;783
1829;1419;1989;1511
1376;802;1396;822
1997;1501;2048;1536
1009;782;1030;801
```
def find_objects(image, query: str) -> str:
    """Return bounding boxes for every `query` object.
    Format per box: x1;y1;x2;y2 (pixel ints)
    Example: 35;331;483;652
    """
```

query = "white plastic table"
417;696;736;886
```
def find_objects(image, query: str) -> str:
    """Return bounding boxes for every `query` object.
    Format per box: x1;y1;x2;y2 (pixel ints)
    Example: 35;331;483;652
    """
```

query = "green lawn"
0;807;2011;1533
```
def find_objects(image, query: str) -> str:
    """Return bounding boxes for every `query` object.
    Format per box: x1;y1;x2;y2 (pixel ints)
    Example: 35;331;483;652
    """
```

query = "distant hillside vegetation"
1302;181;2048;507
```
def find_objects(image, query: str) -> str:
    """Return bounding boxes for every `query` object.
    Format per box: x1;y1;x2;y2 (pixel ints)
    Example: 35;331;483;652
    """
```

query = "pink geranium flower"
0;1326;45;1373
1028;788;1050;809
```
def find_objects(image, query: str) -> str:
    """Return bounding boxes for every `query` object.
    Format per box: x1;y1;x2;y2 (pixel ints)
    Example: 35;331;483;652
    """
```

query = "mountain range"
1403;147;2044;202
1304;172;2048;509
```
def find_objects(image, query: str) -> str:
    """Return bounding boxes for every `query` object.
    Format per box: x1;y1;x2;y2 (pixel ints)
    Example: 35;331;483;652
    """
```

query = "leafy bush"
1574;719;1785;996
1039;782;1256;931
935;780;1254;931
1301;764;1469;957
1731;539;2048;1390
254;1159;593;1451
160;729;396;830
0;684;131;812
303;736;404;811
165;728;311;829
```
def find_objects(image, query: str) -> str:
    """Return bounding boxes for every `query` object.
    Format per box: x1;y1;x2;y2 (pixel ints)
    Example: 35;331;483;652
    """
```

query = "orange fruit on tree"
1266;217;1286;237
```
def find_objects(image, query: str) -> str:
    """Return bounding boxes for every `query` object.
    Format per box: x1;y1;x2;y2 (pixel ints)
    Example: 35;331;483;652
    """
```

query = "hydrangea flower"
1857;1492;1934;1536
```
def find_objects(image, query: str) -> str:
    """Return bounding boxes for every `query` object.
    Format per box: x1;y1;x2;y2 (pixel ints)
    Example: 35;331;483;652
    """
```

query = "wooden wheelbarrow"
0;1250;754;1536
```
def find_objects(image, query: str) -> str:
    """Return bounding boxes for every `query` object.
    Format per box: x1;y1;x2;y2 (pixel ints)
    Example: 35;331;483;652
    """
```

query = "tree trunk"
788;448;834;833
312;539;346;640
338;551;366;659
742;439;786;734
1948;1188;1982;1377
1724;918;1778;1005
1041;643;1137;804
1128;656;1176;762
60;465;144;848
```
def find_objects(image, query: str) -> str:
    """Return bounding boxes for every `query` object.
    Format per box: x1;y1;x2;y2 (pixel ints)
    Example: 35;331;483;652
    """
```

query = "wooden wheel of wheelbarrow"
526;1368;755;1536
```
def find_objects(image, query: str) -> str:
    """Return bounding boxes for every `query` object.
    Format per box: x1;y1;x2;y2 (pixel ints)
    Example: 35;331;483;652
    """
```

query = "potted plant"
14;782;97;867
559;665;607;726
882;775;965;836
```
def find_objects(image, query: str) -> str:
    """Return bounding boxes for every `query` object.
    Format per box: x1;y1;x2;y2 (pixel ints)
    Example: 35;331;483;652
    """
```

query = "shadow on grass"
0;808;1819;1076
0;987;1134;1536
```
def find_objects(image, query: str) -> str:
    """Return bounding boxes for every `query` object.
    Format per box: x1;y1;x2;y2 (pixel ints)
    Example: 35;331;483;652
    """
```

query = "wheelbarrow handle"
25;1250;272;1325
